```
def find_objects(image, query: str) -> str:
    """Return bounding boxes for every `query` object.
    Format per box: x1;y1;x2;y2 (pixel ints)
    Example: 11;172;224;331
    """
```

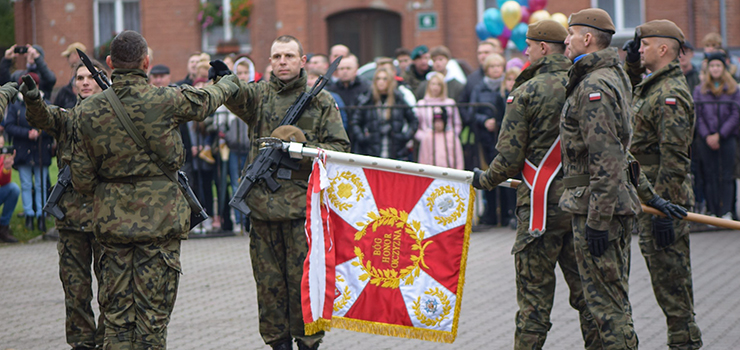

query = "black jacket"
469;79;506;163
350;89;418;160
327;76;370;107
5;99;55;168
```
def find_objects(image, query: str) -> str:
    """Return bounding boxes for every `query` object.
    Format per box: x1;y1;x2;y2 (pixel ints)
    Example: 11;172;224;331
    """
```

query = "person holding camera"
0;134;20;243
1;44;57;98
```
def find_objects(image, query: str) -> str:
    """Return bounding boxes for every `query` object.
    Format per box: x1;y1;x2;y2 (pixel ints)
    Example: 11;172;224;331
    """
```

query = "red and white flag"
303;155;474;343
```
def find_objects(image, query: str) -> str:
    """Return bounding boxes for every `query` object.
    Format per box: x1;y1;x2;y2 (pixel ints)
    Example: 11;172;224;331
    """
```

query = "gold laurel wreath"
333;275;352;312
352;208;432;289
425;186;464;226
412;287;452;327
327;171;366;211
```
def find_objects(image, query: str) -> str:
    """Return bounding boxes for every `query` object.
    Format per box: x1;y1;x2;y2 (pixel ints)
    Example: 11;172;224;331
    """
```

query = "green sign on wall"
417;12;438;31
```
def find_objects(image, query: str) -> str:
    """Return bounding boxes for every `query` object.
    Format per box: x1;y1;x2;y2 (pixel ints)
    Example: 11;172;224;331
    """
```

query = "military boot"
0;225;18;243
296;340;319;350
271;339;293;350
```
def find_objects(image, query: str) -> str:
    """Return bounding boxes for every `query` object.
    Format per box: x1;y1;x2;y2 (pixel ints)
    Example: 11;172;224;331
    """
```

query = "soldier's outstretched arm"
172;73;241;124
23;89;68;140
0;82;17;115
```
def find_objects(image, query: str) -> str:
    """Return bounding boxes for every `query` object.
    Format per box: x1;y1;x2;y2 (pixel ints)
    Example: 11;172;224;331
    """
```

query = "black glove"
208;60;232;81
652;216;675;248
647;195;687;220
472;167;484;189
19;75;39;101
622;32;641;64
0;82;18;104
586;226;609;257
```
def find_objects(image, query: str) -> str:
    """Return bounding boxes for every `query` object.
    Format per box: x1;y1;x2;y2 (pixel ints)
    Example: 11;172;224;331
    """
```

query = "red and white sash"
521;136;562;236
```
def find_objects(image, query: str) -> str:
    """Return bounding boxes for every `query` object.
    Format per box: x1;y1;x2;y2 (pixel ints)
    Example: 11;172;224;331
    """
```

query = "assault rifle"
229;56;341;216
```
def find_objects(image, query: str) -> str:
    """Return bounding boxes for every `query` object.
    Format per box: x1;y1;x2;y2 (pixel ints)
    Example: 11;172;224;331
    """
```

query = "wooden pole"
502;179;740;231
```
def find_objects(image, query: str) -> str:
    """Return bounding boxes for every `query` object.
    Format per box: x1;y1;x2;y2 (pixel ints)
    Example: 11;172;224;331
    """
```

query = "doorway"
327;9;402;65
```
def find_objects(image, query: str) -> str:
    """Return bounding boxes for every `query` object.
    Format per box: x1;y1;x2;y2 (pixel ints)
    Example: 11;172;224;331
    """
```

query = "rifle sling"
103;88;179;184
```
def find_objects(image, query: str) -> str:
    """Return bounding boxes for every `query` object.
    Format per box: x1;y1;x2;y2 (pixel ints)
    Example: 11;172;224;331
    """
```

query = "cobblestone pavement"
1;227;738;350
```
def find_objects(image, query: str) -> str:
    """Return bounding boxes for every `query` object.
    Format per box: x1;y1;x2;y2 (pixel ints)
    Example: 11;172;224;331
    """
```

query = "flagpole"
284;142;474;183
502;178;740;231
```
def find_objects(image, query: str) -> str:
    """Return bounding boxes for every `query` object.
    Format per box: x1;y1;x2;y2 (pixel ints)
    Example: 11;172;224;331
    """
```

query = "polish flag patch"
507;95;515;104
665;97;677;105
588;92;601;101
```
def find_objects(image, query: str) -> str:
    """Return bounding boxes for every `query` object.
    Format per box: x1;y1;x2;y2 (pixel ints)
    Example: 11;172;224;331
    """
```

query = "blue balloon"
497;0;528;8
476;21;492;41
511;22;529;52
483;8;505;37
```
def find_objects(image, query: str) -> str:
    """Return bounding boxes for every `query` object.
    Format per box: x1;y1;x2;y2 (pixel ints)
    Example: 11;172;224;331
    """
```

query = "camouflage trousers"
572;214;638;350
250;218;324;348
638;213;703;349
98;238;181;350
512;205;600;350
58;229;104;349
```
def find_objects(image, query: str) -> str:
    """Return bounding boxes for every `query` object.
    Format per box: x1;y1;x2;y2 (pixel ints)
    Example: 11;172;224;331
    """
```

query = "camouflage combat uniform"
224;70;350;348
626;59;703;349
71;69;240;350
25;94;103;349
559;48;641;350
479;54;599;349
0;82;15;113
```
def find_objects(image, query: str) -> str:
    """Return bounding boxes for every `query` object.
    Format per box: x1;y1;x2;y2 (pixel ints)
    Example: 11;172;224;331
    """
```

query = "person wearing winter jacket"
414;72;463;169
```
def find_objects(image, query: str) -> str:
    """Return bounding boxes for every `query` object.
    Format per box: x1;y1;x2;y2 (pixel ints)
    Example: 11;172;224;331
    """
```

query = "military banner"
303;152;474;343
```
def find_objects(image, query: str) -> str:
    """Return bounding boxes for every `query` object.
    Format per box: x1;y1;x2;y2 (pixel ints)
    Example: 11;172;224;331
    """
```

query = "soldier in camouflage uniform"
21;60;110;350
560;9;642;349
70;31;240;350
623;20;703;349
472;20;600;350
216;35;350;350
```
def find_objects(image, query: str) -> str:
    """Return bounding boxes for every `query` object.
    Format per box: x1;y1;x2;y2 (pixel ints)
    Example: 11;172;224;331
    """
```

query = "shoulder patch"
588;92;601;101
665;97;677;105
506;95;514;104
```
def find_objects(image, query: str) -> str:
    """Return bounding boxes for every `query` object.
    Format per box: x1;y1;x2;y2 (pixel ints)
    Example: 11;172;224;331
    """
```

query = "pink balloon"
499;26;512;40
529;0;547;12
520;6;531;25
499;36;510;49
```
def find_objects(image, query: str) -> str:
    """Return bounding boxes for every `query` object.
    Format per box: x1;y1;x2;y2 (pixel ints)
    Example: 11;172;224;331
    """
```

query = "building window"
94;0;141;47
592;0;643;36
200;0;251;54
476;0;498;22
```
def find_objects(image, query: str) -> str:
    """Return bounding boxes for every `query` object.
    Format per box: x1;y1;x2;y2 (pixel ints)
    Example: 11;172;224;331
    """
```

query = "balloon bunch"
476;0;568;52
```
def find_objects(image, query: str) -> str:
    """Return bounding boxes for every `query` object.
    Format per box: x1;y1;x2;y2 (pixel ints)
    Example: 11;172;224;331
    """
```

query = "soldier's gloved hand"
622;32;641;63
586;226;609;257
209;60;232;81
19;75;39;101
647;195;687;220
0;82;18;104
472;168;484;189
652;216;675;248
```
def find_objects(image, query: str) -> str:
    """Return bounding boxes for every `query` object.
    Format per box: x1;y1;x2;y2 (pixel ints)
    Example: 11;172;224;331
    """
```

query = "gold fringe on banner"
330;317;457;343
305;318;332;335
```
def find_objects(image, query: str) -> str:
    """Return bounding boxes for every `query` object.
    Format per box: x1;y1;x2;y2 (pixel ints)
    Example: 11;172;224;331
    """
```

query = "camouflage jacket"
25;95;93;232
560;48;641;231
71;69;239;243
479;54;571;207
626;60;695;207
224;70;350;221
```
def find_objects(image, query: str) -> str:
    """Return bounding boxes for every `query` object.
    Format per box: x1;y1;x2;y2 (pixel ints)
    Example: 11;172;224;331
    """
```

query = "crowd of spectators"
2;30;740;240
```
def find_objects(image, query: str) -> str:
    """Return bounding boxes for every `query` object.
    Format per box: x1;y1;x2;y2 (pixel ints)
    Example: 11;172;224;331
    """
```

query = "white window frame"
93;0;140;47
591;0;645;39
200;0;251;54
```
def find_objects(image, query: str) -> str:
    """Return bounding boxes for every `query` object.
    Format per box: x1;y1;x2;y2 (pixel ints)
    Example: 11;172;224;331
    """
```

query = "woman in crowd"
694;52;740;219
469;53;510;227
350;66;418;160
415;72;463;169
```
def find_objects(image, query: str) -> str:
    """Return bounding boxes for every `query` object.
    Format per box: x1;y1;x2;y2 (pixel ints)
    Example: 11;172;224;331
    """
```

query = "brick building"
10;0;740;92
